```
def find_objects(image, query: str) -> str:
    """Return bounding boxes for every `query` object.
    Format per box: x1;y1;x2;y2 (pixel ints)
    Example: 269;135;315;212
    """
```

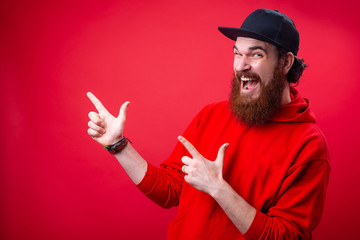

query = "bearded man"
87;9;330;239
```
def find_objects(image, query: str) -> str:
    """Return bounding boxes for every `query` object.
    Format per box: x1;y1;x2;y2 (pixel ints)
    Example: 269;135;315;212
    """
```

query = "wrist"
104;137;132;154
209;178;228;199
108;137;123;146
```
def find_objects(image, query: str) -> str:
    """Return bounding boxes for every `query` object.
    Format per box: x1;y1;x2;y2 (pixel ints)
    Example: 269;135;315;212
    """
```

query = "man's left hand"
178;136;229;195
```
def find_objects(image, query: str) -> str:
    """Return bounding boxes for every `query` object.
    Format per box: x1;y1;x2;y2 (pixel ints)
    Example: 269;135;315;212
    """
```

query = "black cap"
218;9;300;55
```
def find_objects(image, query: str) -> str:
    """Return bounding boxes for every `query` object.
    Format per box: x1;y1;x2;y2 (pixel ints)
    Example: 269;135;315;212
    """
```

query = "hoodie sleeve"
244;156;330;239
136;103;214;208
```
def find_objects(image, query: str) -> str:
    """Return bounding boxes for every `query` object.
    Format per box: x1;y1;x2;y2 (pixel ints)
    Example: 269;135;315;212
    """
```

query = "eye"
234;50;242;56
253;52;263;58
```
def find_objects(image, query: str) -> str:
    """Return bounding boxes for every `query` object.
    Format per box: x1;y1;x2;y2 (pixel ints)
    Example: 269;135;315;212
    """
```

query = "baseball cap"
218;9;300;55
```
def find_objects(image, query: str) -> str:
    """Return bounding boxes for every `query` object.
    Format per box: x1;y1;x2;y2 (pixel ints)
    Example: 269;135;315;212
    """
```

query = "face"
233;37;279;101
230;37;289;125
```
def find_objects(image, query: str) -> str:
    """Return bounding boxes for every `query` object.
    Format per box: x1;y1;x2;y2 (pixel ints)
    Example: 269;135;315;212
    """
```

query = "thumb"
118;101;130;121
215;143;229;168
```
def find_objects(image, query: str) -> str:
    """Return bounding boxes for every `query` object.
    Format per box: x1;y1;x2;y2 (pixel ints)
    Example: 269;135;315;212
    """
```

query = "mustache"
235;71;262;82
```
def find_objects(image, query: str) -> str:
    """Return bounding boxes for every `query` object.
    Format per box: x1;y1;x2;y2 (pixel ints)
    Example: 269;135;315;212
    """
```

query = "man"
87;9;330;239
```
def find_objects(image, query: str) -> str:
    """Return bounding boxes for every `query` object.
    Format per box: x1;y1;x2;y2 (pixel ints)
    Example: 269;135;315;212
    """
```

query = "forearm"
86;94;149;185
113;143;148;185
178;137;256;234
210;180;256;234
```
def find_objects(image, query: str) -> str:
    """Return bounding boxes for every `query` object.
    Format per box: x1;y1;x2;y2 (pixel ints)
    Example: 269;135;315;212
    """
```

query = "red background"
1;0;359;239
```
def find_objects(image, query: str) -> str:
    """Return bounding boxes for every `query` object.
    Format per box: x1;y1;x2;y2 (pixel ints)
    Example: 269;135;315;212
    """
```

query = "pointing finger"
87;92;109;114
178;136;202;158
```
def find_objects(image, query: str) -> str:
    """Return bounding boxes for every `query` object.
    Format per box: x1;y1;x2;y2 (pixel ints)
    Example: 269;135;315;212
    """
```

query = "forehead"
234;37;277;53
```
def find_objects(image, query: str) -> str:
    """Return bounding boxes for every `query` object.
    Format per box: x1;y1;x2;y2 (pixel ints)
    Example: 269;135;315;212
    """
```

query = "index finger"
87;92;108;113
178;136;202;158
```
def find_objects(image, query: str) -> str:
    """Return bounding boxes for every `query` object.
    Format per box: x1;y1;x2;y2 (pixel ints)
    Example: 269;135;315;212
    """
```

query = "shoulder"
198;100;230;117
185;100;233;133
288;122;330;167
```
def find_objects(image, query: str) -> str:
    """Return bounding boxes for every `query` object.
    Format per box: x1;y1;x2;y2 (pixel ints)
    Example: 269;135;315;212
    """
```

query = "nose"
234;57;251;72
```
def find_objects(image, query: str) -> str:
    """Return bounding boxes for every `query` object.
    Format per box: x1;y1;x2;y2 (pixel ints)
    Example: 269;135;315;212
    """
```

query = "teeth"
243;80;249;90
241;77;251;81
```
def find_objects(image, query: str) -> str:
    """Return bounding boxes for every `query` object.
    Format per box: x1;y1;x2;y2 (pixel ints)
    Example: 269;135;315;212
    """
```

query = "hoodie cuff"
243;210;268;240
136;163;158;195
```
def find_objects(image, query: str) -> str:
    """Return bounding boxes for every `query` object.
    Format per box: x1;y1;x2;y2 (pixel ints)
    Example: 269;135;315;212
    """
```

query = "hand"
178;136;229;195
87;92;130;146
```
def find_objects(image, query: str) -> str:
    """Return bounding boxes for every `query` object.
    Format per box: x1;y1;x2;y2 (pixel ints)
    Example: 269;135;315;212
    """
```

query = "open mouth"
241;77;260;91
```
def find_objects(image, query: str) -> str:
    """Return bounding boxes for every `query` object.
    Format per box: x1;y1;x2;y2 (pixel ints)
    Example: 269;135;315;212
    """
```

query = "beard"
229;65;287;126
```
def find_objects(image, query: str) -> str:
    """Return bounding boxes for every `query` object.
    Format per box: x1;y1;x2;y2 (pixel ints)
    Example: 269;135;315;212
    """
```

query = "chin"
240;91;261;103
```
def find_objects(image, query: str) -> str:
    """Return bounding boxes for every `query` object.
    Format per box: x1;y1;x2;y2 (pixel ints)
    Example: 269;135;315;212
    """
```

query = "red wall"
1;0;359;239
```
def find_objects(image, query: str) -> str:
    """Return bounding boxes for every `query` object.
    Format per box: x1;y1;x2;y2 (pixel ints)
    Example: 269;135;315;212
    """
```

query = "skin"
233;37;294;105
87;36;295;234
87;92;147;184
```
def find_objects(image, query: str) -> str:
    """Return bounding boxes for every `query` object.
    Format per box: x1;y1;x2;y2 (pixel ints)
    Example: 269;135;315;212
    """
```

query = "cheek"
233;57;244;72
233;59;237;71
254;66;275;84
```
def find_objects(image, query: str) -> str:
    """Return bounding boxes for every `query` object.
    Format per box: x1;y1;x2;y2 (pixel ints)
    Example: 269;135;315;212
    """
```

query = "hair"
277;47;308;85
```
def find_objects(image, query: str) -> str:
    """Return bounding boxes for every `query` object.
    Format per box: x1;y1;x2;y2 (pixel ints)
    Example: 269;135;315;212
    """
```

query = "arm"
178;136;330;239
87;92;147;184
178;136;256;234
211;180;257;234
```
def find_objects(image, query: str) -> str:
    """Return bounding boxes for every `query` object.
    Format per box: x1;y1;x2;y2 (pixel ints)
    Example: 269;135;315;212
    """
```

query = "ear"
282;52;295;75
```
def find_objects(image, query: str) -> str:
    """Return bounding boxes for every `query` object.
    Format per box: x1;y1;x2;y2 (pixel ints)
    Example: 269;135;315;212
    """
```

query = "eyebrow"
249;46;267;54
233;45;268;54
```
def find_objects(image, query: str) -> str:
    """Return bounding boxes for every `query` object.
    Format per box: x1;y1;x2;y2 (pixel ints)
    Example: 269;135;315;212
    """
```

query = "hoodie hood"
269;87;316;123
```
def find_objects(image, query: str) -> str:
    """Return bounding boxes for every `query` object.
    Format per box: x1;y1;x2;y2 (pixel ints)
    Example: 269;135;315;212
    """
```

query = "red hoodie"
137;88;330;239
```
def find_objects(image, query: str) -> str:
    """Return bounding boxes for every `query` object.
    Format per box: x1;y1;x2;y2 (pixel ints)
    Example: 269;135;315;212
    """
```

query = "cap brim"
218;26;281;49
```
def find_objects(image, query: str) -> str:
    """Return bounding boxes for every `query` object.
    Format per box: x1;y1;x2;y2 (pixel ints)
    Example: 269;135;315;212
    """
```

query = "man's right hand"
87;92;130;146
